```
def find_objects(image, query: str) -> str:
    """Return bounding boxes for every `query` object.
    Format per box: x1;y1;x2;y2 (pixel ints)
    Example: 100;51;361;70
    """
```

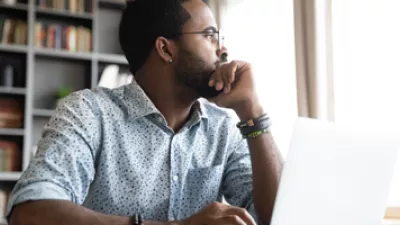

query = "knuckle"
209;201;220;209
227;215;241;224
238;208;247;215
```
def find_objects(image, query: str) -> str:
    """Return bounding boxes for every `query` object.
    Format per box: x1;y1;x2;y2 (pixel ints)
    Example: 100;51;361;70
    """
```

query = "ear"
155;37;176;64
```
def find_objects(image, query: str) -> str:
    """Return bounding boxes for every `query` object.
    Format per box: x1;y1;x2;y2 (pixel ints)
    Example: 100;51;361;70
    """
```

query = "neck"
135;71;198;132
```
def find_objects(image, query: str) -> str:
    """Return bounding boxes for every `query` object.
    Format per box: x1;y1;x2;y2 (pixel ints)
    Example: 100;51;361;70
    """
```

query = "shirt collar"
124;79;209;128
124;78;160;121
190;99;209;131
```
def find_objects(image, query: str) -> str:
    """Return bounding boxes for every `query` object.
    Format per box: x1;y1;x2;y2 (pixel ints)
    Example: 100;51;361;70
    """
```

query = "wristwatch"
131;213;143;225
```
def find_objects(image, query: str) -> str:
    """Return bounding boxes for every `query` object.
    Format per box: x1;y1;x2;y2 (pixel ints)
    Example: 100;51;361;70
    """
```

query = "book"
0;190;7;219
0;140;21;172
35;21;91;52
0;98;23;129
37;0;93;13
1;20;11;43
0;18;28;45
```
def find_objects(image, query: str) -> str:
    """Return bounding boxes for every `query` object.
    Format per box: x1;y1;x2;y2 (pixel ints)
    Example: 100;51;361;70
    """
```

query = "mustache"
208;58;227;77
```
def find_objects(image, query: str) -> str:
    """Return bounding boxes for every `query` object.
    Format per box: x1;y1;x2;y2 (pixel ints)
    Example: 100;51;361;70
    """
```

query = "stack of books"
0;98;23;129
35;22;92;52
0;190;7;220
36;0;94;14
0;18;28;45
0;141;21;172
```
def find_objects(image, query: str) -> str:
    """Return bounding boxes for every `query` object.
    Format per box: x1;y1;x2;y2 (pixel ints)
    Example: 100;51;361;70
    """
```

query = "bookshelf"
0;0;214;222
0;0;131;221
0;2;28;11
35;7;93;19
0;87;26;95
0;44;27;53
0;128;24;136
0;172;21;181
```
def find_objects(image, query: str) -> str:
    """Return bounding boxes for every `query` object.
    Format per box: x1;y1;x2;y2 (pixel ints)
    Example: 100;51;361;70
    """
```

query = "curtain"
293;0;335;121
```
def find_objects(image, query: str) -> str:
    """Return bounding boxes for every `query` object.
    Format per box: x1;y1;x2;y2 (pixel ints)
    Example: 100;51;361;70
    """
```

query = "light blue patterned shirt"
7;79;257;221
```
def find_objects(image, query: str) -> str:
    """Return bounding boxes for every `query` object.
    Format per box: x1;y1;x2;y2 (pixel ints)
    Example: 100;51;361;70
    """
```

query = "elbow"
9;203;42;225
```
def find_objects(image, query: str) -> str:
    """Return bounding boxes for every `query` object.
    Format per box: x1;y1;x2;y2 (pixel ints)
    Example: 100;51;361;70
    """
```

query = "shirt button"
157;117;163;124
173;175;178;181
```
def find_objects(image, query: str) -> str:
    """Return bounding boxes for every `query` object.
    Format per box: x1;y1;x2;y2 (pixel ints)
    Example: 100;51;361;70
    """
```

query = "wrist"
168;221;184;225
141;221;182;225
235;100;264;121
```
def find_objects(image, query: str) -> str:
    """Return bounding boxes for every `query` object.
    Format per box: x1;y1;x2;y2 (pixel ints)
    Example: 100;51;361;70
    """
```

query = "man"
7;0;283;225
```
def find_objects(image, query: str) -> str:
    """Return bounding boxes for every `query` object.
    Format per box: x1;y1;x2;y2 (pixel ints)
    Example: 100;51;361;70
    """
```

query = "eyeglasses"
166;28;225;50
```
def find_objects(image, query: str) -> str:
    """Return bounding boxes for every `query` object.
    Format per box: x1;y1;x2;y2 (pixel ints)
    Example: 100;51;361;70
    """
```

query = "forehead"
181;0;218;31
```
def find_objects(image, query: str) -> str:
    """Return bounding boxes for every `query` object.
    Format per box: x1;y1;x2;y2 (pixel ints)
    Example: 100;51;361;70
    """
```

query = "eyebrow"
203;26;218;33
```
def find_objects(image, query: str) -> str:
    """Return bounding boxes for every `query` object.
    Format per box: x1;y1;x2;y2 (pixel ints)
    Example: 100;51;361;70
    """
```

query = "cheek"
191;38;218;64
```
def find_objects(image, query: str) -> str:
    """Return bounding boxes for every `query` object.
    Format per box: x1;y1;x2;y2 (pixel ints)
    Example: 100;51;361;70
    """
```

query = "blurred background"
213;0;400;213
0;0;399;223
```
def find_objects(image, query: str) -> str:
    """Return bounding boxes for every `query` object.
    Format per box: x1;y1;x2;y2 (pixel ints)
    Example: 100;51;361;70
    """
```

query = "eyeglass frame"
164;28;225;51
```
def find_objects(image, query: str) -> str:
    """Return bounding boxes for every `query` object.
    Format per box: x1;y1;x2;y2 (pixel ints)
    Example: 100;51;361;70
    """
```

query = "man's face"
174;0;225;99
175;48;222;99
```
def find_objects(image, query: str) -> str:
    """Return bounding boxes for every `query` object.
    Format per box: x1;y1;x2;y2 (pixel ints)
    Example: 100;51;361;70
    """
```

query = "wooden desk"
384;207;400;224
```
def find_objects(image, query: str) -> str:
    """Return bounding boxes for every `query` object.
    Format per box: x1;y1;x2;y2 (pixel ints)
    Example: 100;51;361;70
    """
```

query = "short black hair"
119;0;192;74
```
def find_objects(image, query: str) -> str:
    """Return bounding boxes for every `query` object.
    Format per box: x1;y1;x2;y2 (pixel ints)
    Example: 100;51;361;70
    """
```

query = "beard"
175;49;222;99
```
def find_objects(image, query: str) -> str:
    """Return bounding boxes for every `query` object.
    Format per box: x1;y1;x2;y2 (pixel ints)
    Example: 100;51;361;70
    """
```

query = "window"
332;0;400;206
221;0;298;157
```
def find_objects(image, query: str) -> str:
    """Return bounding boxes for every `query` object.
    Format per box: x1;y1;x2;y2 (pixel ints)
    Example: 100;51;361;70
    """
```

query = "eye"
205;32;217;41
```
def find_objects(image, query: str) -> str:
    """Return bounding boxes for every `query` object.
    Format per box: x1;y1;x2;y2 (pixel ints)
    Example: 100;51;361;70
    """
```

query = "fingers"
209;61;238;94
226;207;257;225
224;62;238;93
204;202;256;225
209;64;223;91
213;215;247;225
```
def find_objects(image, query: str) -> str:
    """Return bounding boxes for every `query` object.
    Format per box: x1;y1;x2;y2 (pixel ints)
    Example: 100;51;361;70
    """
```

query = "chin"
196;86;223;99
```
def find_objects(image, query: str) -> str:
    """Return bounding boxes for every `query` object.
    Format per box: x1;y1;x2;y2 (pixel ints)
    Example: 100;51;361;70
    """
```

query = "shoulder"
57;85;128;114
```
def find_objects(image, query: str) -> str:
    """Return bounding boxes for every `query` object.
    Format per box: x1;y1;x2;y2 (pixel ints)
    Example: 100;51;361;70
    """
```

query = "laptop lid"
270;117;399;225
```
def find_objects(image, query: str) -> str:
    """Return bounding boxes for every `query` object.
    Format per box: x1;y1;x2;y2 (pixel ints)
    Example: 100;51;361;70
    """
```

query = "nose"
217;46;229;62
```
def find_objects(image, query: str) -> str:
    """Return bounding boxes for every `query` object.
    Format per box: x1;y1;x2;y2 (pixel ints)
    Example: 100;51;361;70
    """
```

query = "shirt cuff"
6;181;73;218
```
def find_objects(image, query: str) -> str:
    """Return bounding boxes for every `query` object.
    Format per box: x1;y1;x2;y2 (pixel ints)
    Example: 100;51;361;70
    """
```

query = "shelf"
0;2;28;11
97;53;128;65
0;44;28;53
0;218;6;225
35;7;93;20
34;48;92;60
0;128;24;136
99;0;125;10
0;172;22;181
0;87;26;95
33;109;54;117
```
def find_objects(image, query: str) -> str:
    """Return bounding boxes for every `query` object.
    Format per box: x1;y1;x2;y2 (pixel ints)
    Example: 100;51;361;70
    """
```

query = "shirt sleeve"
222;130;258;222
6;90;101;217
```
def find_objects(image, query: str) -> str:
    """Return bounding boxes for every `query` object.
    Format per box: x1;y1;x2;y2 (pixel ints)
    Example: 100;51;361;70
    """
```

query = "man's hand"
207;61;283;225
180;202;257;225
208;61;264;120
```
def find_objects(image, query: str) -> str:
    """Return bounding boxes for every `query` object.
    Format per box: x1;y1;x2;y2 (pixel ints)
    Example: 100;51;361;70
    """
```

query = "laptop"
270;117;400;225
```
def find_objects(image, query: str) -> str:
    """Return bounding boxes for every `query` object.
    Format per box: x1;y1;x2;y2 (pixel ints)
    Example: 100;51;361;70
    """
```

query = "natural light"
332;0;400;206
221;0;298;158
222;0;400;206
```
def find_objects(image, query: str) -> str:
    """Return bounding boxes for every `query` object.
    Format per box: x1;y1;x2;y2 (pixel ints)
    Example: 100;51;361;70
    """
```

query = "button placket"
168;135;182;220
